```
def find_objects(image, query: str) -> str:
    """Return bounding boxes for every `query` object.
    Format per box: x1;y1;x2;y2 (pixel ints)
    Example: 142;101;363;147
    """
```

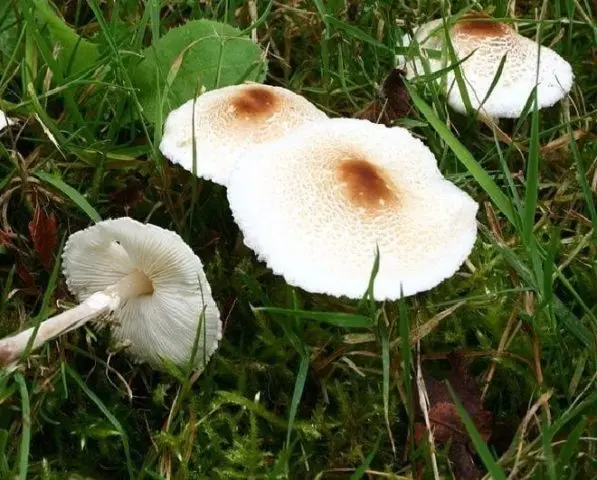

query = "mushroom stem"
106;268;155;299
0;269;153;367
477;112;513;145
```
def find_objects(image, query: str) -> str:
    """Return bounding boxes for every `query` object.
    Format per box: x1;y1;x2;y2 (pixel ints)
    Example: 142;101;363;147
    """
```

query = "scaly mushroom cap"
227;118;479;300
62;217;222;370
402;14;574;118
159;83;328;186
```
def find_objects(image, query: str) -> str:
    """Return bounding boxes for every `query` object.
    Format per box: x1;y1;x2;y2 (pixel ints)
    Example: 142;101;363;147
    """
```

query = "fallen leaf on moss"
355;68;411;126
413;355;493;480
28;204;58;270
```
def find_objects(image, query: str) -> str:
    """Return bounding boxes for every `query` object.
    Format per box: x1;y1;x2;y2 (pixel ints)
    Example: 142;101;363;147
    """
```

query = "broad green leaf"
32;0;100;76
0;3;20;65
131;19;267;123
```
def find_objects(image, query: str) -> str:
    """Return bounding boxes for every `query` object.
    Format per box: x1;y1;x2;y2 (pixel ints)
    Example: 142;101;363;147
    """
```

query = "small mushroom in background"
227;117;478;301
0;109;15;133
159;83;328;187
0;217;222;372
397;12;574;120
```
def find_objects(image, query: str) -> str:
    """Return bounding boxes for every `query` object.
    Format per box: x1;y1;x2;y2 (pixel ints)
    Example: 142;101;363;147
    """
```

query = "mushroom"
226;118;478;300
0;217;222;371
0;109;15;132
159;83;328;186
399;13;574;119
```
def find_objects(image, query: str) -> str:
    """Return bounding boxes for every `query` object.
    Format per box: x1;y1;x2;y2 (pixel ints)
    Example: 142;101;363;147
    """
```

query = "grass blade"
523;91;540;245
556;416;586;476
541;420;557;480
325;16;392;52
405;83;516;226
447;382;507;480
253;306;373;328
567;122;597;237
398;293;414;445
65;364;135;480
286;353;309;446
379;318;394;454
350;435;381;480
13;374;30;480
35;170;101;222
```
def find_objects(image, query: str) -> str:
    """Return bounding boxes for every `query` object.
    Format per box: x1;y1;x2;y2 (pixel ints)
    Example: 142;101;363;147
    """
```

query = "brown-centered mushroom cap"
227;118;479;300
400;13;574;118
159;83;327;186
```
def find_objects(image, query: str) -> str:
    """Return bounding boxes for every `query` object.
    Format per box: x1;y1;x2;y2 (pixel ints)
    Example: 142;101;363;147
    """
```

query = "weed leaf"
131;19;267;123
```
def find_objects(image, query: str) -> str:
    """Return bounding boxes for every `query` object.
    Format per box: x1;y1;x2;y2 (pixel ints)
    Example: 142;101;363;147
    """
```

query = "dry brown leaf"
16;261;36;288
28;203;58;270
413;355;493;480
355;68;411;126
0;229;13;247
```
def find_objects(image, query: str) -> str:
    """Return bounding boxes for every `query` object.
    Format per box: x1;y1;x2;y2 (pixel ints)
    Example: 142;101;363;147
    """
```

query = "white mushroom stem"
476;111;514;145
0;269;153;366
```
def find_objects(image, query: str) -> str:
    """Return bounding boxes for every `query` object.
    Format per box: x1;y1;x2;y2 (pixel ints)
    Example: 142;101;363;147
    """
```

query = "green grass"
1;0;596;478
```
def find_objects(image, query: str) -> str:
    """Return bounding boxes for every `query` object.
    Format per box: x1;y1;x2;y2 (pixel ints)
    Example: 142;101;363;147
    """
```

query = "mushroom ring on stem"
0;217;222;370
399;13;574;119
159;83;328;187
227;118;479;301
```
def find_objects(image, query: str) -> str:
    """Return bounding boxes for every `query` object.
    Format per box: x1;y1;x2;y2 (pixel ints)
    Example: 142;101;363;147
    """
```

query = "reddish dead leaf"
28;204;58;270
450;442;483;479
355;68;411;126
0;229;14;247
16;261;36;288
412;355;493;480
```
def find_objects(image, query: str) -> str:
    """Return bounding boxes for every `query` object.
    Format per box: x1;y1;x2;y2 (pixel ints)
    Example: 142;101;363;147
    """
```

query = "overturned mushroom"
0;217;222;371
159;83;328;186
399;13;574;119
227;118;478;300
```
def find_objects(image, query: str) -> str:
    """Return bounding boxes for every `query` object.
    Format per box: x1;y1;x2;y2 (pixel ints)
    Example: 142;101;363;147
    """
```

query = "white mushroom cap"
401;14;574;118
0;109;15;132
396;19;444;73
227;118;478;300
159;83;328;186
62;217;222;370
